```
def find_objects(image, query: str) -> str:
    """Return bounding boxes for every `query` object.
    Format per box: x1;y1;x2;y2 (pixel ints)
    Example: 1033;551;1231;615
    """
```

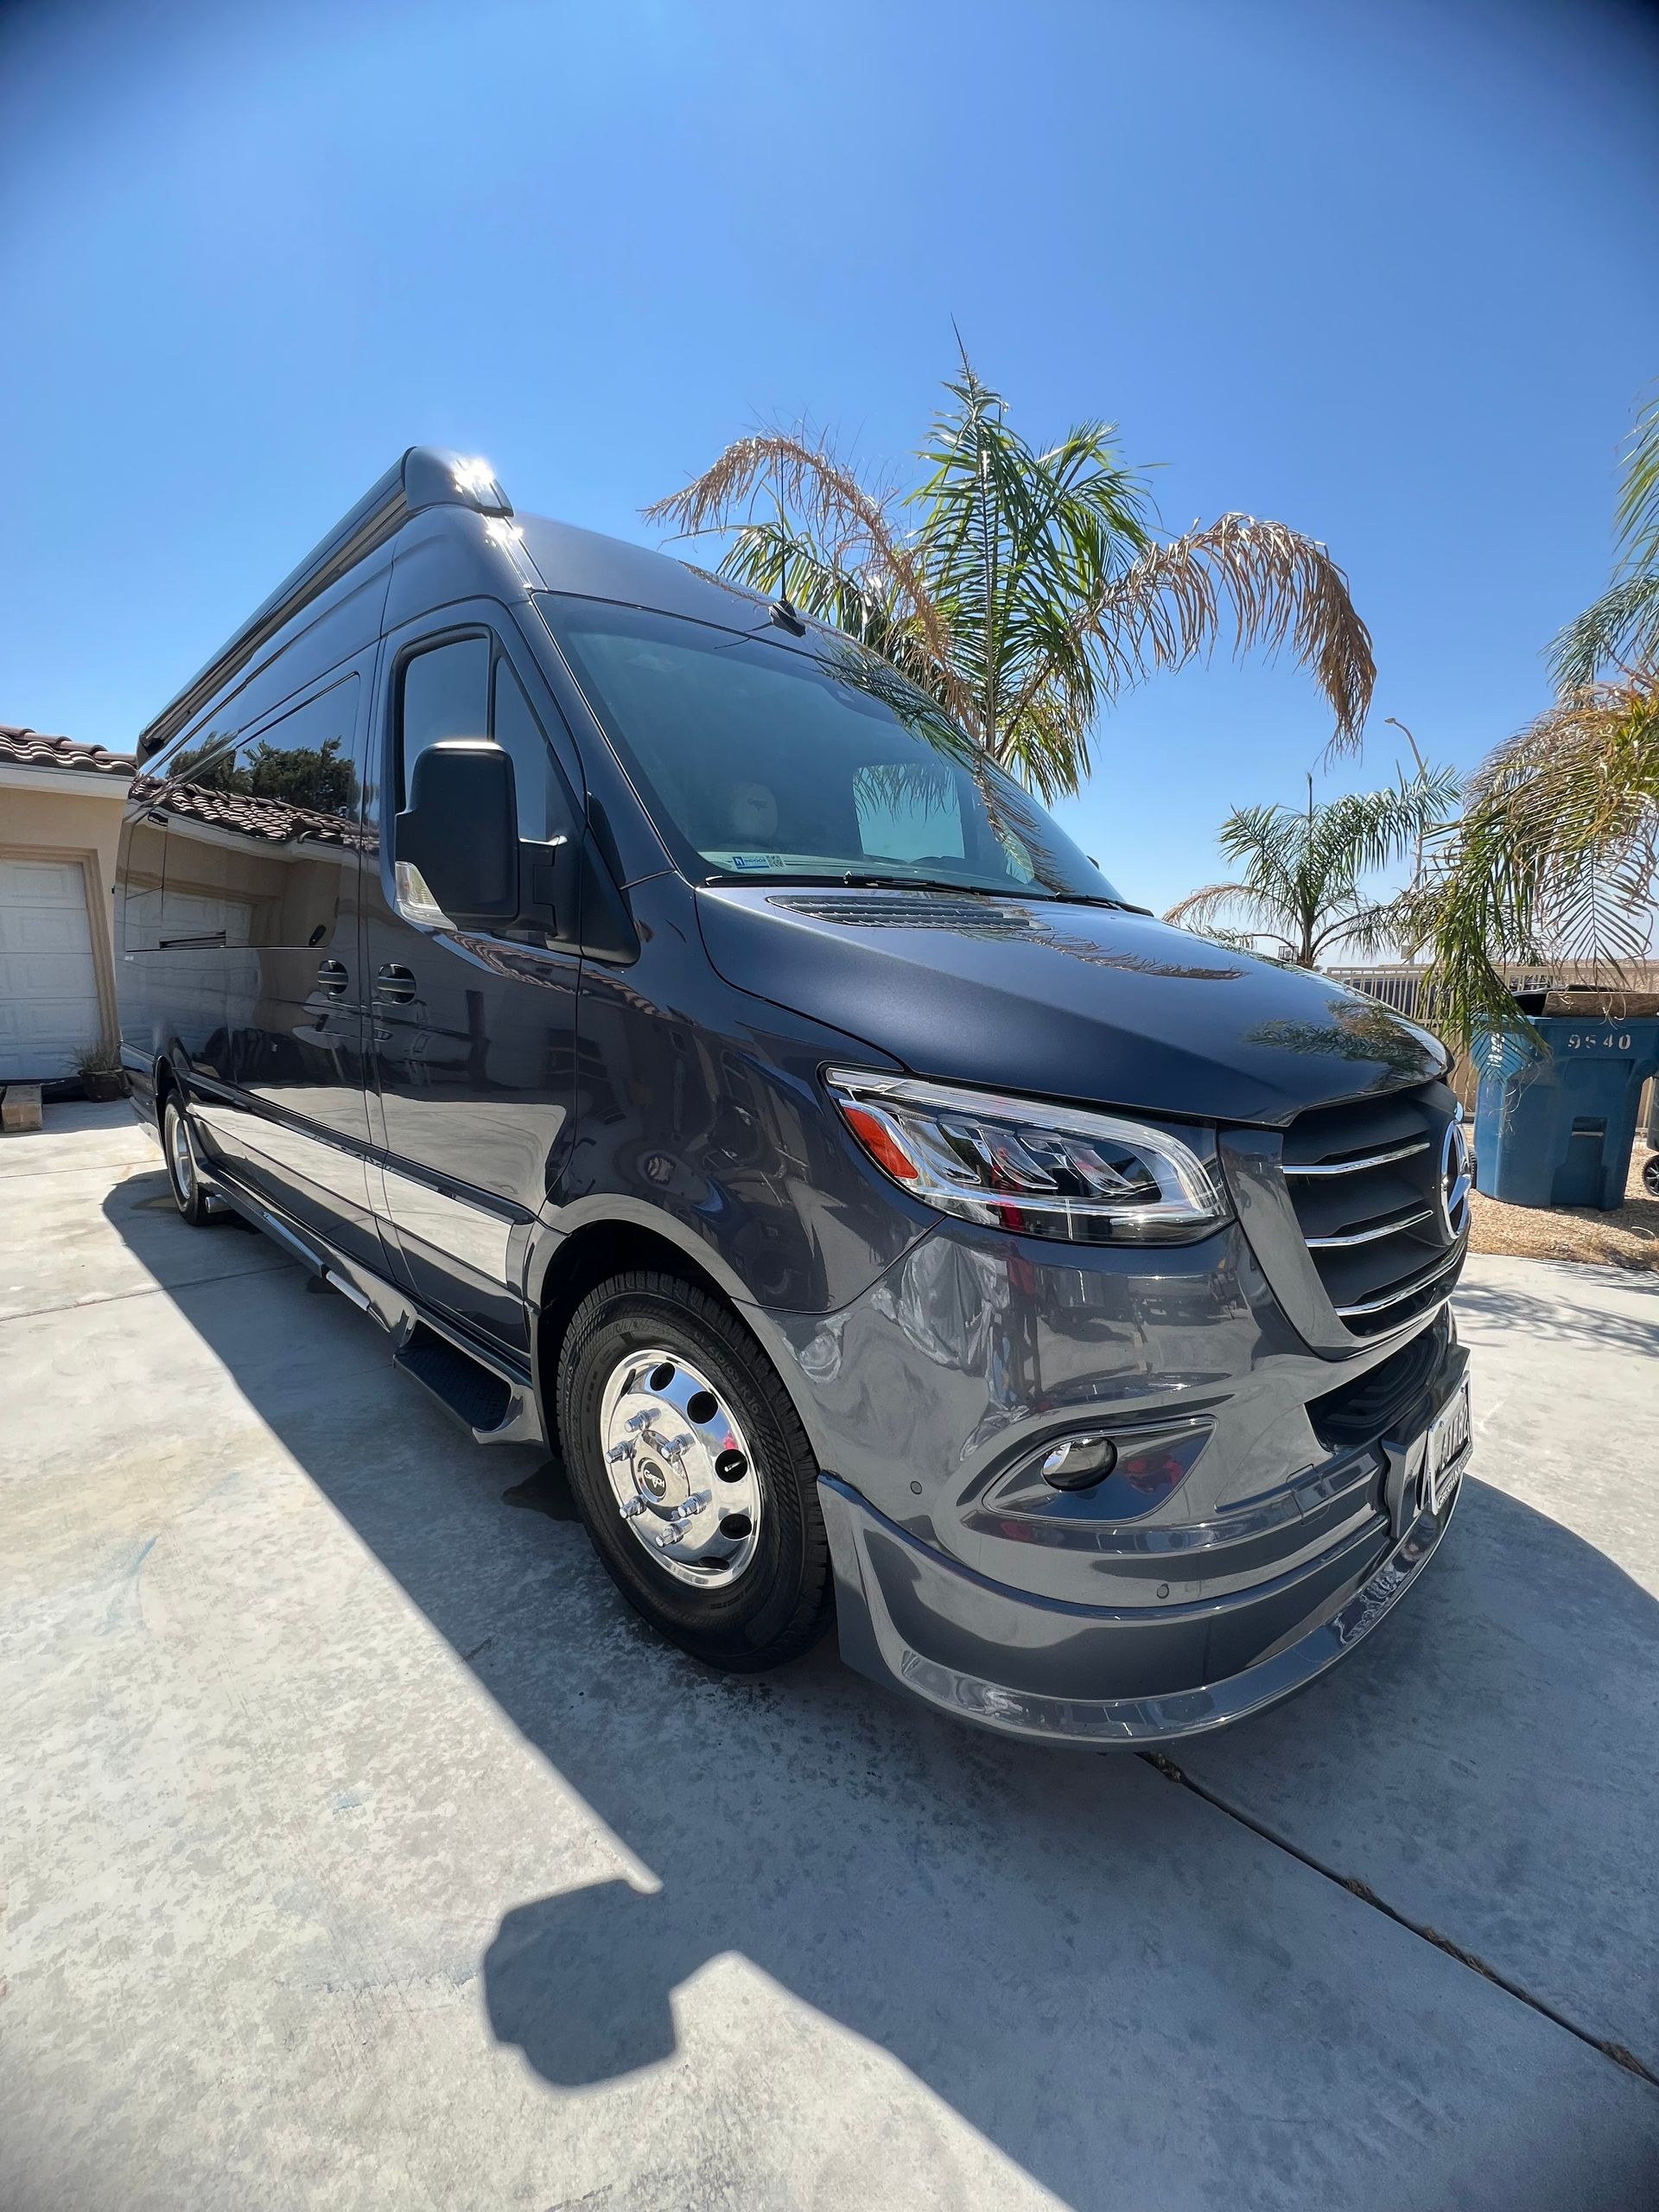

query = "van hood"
695;885;1446;1127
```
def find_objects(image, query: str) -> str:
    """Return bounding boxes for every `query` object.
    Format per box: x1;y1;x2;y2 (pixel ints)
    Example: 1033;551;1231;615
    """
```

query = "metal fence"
1326;963;1659;1135
1326;962;1659;1022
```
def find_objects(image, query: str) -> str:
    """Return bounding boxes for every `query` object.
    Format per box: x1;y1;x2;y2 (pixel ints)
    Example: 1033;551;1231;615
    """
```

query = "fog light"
1039;1433;1119;1491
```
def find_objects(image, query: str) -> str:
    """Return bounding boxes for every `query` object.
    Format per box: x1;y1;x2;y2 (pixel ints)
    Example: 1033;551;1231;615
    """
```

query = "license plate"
1423;1382;1471;1513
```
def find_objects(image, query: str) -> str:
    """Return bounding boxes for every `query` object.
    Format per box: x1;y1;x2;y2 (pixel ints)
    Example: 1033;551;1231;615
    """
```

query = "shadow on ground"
102;1169;1659;2209
1454;1268;1659;1356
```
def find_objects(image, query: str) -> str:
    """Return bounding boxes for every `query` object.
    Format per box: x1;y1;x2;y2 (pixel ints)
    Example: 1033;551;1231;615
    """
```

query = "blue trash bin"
1472;1016;1659;1210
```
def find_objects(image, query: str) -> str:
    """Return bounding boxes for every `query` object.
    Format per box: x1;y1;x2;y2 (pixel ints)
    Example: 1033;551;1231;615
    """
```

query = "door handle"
374;962;417;1004
315;957;349;995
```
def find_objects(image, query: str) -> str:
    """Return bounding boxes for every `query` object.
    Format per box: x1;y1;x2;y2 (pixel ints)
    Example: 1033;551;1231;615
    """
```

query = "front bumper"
747;1205;1469;1745
819;1462;1464;1748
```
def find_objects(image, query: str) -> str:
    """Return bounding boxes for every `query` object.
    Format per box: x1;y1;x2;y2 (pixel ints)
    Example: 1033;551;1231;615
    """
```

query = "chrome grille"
1281;1082;1465;1335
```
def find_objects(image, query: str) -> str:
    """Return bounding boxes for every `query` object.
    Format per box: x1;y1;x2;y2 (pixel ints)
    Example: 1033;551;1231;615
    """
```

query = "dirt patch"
1470;1150;1659;1270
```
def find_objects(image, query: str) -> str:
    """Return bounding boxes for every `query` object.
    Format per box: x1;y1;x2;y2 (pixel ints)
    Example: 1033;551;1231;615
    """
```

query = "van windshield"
537;595;1122;902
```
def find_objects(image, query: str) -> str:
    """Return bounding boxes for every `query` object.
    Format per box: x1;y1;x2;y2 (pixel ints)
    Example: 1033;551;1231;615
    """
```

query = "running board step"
393;1323;540;1445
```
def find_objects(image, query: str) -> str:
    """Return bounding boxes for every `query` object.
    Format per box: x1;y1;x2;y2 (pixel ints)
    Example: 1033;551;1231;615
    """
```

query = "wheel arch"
527;1206;827;1459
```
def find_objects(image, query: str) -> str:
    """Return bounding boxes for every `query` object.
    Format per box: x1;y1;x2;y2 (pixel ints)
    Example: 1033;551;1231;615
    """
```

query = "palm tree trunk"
980;443;997;759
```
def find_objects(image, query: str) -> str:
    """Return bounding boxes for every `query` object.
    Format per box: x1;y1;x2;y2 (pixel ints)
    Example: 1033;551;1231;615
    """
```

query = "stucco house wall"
0;729;135;1076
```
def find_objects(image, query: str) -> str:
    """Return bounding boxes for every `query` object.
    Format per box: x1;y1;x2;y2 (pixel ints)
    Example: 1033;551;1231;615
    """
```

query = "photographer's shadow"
486;1880;697;2085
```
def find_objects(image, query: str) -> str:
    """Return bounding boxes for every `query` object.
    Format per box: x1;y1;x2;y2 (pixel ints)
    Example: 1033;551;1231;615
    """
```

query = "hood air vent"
766;892;1049;932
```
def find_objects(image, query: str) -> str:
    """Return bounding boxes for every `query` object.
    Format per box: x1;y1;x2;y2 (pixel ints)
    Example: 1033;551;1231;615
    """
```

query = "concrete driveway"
3;1103;1656;2212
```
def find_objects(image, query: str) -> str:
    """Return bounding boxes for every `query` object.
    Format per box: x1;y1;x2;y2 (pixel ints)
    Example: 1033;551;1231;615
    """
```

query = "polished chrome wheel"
162;1094;217;1227
167;1099;195;1205
598;1347;762;1588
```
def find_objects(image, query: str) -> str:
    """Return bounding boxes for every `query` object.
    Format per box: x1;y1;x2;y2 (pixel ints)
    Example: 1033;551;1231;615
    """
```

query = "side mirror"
395;740;518;928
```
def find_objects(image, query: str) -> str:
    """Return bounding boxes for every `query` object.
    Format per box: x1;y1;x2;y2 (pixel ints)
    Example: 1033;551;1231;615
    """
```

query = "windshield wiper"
843;876;1154;914
702;869;1040;896
1046;892;1154;915
700;869;1140;906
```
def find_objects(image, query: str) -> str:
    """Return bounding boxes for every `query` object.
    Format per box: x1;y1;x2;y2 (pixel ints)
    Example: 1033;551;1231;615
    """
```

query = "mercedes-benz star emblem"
1440;1117;1472;1241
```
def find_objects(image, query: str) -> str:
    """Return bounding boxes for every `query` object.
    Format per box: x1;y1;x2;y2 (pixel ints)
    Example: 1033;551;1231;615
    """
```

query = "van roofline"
136;446;512;760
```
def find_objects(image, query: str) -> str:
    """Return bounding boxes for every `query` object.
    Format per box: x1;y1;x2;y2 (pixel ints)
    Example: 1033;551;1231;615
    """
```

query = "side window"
159;678;361;949
397;638;491;809
493;658;573;843
397;633;575;847
230;689;360;816
119;773;168;951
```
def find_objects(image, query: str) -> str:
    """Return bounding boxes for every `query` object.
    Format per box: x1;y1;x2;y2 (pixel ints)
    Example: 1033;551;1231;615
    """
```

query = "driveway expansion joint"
0;1258;296;1326
1137;1748;1659;2091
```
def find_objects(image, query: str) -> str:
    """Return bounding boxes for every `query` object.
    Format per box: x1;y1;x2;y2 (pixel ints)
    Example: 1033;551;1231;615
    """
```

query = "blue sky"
3;0;1656;918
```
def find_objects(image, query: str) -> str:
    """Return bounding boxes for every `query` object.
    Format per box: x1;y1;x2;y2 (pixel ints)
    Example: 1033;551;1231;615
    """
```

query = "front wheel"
555;1270;833;1671
162;1094;216;1228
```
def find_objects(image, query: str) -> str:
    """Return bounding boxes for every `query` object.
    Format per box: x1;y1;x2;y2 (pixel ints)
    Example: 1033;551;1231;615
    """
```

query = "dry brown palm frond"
1085;514;1376;753
1468;672;1658;818
644;430;973;731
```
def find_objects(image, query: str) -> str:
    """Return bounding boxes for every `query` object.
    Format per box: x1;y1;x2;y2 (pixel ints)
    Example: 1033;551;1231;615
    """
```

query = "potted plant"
75;1041;127;1102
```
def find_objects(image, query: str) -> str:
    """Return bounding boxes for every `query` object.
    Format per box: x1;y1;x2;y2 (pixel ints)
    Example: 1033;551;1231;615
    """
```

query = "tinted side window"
398;638;491;809
233;691;360;815
119;774;168;950
159;679;361;949
493;658;572;843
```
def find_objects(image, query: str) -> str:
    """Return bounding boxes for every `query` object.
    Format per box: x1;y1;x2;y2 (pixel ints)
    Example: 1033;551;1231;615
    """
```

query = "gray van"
117;446;1473;1746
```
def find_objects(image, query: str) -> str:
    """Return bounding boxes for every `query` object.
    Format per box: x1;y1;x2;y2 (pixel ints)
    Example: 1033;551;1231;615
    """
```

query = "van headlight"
824;1069;1230;1245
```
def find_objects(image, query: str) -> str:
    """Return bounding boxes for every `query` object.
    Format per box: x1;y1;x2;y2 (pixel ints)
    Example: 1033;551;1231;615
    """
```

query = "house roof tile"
157;781;363;849
0;726;136;779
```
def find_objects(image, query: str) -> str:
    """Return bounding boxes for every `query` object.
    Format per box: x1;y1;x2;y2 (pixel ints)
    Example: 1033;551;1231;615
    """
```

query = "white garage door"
0;856;105;1080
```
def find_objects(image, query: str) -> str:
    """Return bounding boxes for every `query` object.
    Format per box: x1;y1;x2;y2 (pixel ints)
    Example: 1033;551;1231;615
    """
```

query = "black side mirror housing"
394;737;639;961
396;741;519;928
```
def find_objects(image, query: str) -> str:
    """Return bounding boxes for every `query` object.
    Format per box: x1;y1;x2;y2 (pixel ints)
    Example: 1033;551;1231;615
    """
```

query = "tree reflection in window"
168;732;358;816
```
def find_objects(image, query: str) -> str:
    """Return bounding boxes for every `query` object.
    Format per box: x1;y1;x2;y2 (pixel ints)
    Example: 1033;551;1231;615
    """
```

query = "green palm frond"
645;356;1373;800
1547;573;1659;693
1169;766;1459;968
1615;382;1659;579
1411;673;1659;1044
718;518;950;696
1409;382;1659;1045
1547;384;1659;690
643;429;974;730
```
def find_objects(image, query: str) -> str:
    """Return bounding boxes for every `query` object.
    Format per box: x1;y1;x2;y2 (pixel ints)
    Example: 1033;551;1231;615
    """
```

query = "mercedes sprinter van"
116;446;1473;1745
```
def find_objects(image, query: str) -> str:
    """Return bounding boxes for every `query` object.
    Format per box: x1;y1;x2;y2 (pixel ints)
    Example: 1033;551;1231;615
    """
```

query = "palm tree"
1165;766;1459;969
1548;385;1659;690
645;357;1376;802
1409;673;1659;1042
1414;385;1659;1042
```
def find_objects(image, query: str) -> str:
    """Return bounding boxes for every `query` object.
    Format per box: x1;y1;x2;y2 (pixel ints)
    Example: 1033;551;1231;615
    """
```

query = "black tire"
161;1092;216;1228
1644;1154;1659;1200
555;1269;833;1671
